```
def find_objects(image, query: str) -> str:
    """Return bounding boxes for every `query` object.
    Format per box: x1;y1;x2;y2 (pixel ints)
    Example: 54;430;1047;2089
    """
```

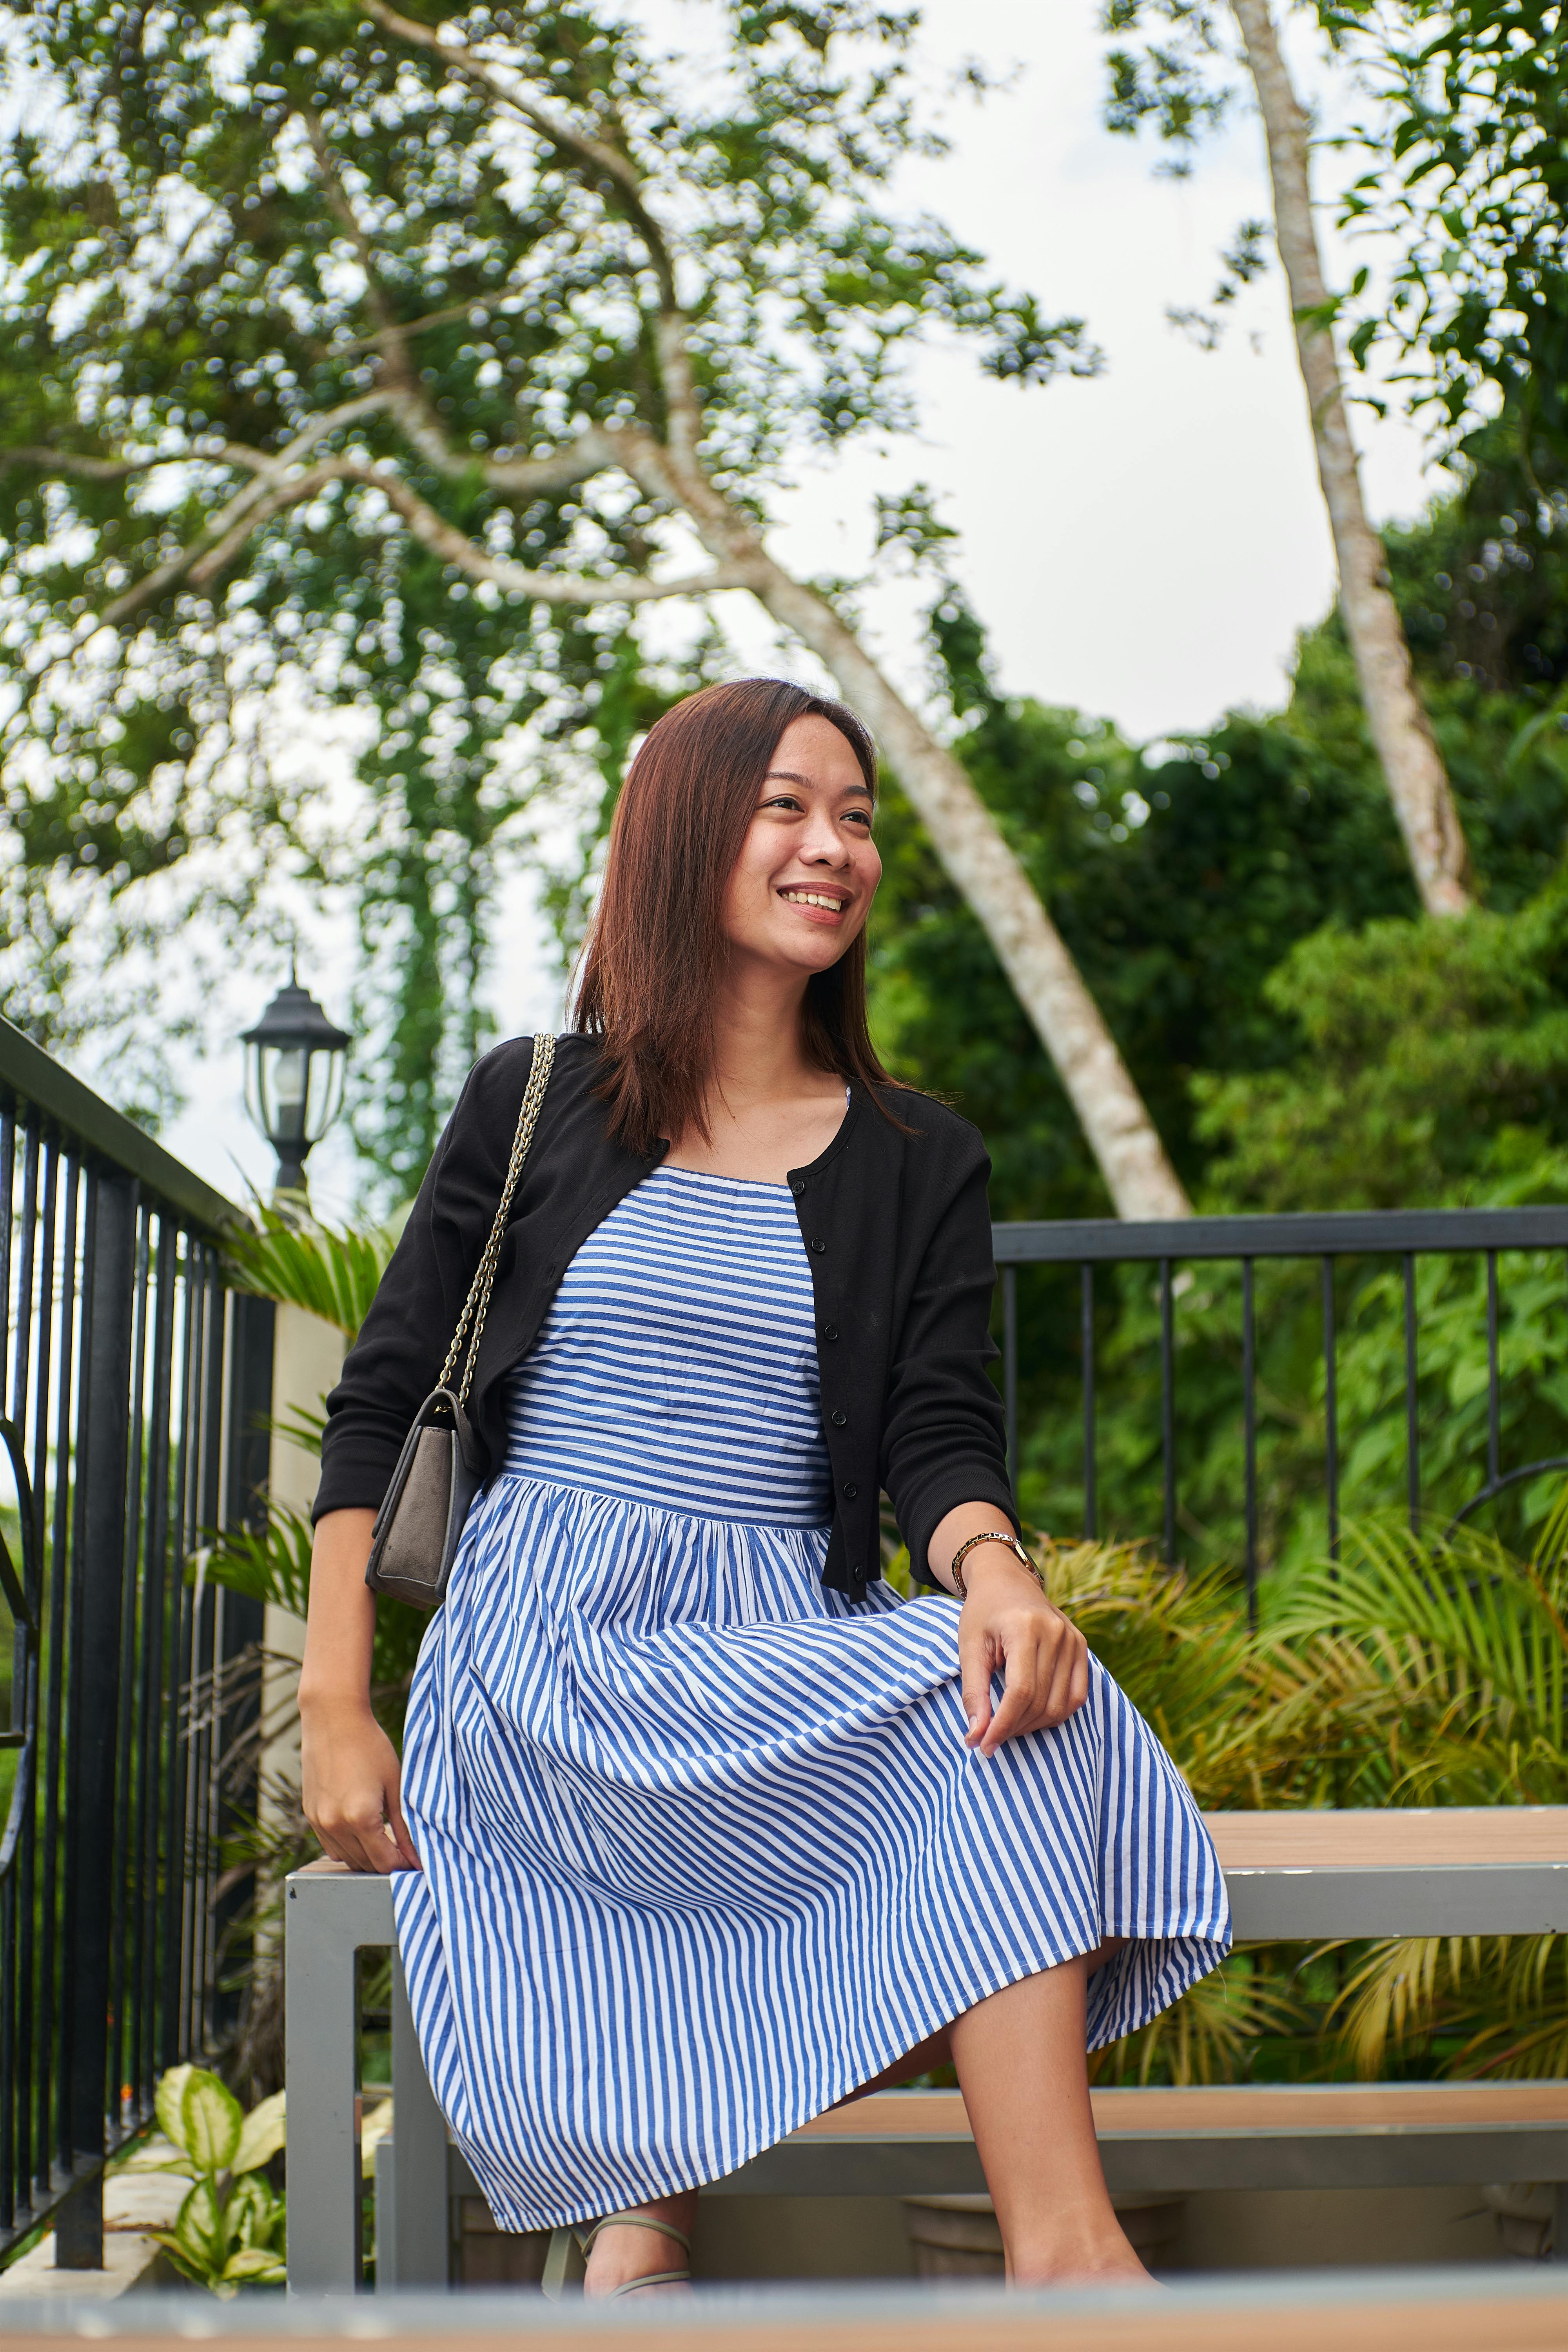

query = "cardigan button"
822;1323;839;1342
830;1409;847;1427
843;1481;858;1499
790;1178;805;1196
811;1238;826;1254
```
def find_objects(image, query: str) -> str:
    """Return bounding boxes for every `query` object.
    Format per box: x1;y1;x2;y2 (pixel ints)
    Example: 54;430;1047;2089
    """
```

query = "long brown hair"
573;677;897;1154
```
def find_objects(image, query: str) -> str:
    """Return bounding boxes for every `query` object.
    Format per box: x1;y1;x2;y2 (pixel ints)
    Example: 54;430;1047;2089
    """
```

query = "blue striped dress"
392;1168;1230;2234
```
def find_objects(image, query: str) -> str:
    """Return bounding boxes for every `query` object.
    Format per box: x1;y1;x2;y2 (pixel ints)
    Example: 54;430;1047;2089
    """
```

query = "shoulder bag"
364;1031;556;1609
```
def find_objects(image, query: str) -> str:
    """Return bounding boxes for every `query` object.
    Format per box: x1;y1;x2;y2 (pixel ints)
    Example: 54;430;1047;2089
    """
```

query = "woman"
302;678;1229;2294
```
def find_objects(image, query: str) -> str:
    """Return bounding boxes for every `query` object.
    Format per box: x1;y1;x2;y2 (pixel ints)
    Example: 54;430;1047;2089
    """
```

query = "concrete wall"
259;1301;345;1827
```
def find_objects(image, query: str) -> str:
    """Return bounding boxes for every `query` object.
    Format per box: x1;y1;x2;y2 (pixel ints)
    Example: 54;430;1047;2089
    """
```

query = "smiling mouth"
779;887;849;914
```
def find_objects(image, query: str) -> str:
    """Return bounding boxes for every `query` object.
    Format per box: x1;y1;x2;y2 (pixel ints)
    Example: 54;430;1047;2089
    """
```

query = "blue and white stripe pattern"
392;1168;1230;2235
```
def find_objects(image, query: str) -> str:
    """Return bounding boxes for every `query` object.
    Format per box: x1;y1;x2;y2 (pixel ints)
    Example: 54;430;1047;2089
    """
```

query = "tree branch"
103;450;761;615
0;447;151;483
359;0;679;309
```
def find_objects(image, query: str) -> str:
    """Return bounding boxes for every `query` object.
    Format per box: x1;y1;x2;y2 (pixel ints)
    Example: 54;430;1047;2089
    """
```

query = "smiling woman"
300;677;1229;2298
575;680;892;1178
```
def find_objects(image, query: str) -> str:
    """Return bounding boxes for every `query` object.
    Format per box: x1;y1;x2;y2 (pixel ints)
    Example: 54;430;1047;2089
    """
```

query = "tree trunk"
1230;0;1474;918
616;434;1191;1216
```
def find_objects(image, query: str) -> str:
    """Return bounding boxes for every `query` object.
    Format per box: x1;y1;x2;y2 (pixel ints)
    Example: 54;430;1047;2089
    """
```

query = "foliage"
1325;0;1568;485
0;0;1089;1187
1258;1498;1568;2078
209;1212;424;1731
224;1200;403;1339
132;2065;287;2294
1192;893;1568;1211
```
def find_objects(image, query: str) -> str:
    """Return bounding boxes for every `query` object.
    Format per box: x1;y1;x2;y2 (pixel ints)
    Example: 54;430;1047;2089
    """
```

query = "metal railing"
0;1018;271;2268
994;1207;1568;1613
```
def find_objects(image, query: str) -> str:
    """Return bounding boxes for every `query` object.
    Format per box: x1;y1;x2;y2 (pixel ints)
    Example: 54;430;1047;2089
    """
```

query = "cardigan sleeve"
879;1129;1019;1585
312;1042;530;1521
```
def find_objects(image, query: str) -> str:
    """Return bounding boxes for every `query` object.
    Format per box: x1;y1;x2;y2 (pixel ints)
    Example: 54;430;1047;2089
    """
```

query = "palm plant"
1264;1489;1568;2078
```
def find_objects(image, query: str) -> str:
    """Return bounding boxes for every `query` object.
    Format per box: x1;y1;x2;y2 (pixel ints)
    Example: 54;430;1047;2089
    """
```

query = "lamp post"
241;977;351;1197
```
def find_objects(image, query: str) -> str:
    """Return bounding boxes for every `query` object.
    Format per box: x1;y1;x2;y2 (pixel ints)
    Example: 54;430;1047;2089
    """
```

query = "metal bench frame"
285;1808;1568;2292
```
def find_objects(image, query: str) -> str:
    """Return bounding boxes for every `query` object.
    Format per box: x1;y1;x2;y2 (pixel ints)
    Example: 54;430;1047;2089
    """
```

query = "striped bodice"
500;1167;833;1526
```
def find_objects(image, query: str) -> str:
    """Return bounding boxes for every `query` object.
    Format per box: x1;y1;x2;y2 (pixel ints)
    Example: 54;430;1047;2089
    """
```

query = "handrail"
993;1205;1568;1264
0;1014;240;1236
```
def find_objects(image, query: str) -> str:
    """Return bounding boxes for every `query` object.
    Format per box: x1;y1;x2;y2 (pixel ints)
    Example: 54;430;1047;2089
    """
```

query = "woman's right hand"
301;1698;421;1874
298;1507;419;1873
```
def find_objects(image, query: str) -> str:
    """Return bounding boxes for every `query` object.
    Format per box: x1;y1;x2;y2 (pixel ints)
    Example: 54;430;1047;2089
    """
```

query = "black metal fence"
0;1018;271;2268
995;1207;1568;1614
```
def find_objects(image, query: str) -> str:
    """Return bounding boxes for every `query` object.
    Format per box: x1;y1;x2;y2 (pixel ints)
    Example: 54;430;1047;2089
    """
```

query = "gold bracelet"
949;1530;1039;1601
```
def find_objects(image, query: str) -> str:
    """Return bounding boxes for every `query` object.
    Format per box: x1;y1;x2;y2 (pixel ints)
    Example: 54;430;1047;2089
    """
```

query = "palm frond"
224;1199;402;1339
1093;1949;1309;2086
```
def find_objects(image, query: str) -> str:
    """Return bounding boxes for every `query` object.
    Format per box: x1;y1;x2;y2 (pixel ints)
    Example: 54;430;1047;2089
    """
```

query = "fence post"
58;1171;137;2268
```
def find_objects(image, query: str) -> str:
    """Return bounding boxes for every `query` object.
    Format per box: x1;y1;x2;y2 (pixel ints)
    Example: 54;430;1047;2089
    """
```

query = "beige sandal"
576;2210;692;2298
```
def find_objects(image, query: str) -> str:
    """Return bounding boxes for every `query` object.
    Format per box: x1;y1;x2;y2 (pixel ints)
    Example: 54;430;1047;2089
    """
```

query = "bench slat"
1206;1807;1568;1869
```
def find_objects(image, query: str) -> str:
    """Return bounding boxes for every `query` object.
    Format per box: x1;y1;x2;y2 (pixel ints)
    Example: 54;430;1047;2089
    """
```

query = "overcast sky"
157;0;1442;1212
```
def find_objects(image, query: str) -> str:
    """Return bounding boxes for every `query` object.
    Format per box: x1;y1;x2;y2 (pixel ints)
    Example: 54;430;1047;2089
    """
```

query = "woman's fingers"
385;1781;423;1873
976;1633;1042;1757
959;1621;995;1748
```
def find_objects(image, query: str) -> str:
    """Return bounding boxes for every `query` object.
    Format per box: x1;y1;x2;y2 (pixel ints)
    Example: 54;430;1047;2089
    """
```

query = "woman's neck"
662;964;848;1182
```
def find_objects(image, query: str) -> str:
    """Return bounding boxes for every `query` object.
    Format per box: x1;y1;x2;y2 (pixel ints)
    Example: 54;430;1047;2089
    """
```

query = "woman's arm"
928;1505;1090;1760
298;1509;420;1873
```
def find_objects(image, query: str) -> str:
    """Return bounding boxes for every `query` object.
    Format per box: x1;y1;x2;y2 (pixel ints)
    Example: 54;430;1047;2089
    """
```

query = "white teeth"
782;890;846;911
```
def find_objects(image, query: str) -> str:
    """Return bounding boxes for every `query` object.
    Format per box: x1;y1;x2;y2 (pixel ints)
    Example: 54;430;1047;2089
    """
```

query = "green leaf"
220;2246;287;2285
233;2089;287;2175
154;2065;195;2157
178;2070;243;2175
227;2172;276;2248
172;2178;226;2277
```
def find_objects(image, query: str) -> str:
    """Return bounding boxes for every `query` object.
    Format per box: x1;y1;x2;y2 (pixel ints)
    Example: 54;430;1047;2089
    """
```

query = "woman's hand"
957;1550;1090;1760
301;1697;421;1874
298;1506;419;1873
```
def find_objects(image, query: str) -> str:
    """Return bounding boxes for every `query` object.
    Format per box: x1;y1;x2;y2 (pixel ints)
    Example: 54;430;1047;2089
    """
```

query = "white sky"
147;0;1441;1214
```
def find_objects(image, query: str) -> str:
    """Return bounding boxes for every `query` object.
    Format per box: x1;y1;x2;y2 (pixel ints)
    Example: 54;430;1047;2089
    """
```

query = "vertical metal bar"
9;1123;38;1429
1321;1257;1339;1566
57;1168;95;2187
58;1171;137;2267
1081;1265;1097;1542
134;1216;176;2109
38;1158;78;2196
1159;1258;1176;1566
1404;1252;1420;1534
18;1143;59;2211
160;1238;199;2072
1002;1266;1018;1492
1242;1259;1258;1628
0;1114;14;1423
109;1209;151;2131
195;1274;227;2051
1486;1250;1501;1489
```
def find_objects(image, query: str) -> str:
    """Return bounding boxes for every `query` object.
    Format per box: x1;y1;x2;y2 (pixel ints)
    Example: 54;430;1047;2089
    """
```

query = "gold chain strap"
437;1031;557;1405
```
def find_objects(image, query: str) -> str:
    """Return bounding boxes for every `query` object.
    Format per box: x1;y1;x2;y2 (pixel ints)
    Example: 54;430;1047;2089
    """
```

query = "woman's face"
719;715;882;981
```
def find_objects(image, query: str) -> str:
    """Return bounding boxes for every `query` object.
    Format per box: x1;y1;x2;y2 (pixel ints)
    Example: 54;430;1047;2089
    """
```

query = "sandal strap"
578;2211;692;2258
605;2267;691;2299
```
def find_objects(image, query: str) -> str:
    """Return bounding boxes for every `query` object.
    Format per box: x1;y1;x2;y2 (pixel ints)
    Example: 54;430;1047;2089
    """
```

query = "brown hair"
573;677;897;1154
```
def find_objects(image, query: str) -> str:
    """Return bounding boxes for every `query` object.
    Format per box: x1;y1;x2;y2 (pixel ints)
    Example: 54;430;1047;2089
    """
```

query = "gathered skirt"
392;1473;1231;2233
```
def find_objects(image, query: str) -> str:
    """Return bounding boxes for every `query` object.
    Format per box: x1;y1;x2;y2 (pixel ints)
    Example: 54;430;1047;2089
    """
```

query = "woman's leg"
949;1946;1143;2285
582;2189;699;2298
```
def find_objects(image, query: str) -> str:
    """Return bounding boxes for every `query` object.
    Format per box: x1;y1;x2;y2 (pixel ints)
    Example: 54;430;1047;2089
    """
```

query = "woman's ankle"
1004;2209;1148;2285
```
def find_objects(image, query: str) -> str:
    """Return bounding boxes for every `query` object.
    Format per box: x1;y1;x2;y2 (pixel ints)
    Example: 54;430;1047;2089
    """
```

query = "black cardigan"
314;1033;1018;1596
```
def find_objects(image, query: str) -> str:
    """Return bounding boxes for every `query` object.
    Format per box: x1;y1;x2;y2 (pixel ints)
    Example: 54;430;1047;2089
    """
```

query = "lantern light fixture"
241;975;351;1196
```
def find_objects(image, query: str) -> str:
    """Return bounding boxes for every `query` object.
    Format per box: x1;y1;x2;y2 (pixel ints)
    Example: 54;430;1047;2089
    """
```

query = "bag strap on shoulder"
437;1031;557;1406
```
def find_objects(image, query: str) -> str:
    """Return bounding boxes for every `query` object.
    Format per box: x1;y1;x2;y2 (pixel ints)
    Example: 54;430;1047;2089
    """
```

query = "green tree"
0;0;1194;1215
1101;0;1475;914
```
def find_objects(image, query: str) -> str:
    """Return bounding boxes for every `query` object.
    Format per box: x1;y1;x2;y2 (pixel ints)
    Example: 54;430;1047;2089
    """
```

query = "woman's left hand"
957;1552;1090;1759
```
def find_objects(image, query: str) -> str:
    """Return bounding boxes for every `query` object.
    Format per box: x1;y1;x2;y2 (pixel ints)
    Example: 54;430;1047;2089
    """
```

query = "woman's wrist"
298;1678;377;1720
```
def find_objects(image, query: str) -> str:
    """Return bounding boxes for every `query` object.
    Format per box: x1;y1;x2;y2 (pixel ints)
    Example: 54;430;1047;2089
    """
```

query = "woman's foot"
581;2199;696;2299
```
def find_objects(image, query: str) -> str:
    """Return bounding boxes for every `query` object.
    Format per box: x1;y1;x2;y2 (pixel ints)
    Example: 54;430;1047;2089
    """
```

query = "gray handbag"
364;1032;556;1609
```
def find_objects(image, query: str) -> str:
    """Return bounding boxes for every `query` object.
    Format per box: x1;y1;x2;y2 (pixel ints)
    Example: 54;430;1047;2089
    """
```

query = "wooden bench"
284;1808;1568;2292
